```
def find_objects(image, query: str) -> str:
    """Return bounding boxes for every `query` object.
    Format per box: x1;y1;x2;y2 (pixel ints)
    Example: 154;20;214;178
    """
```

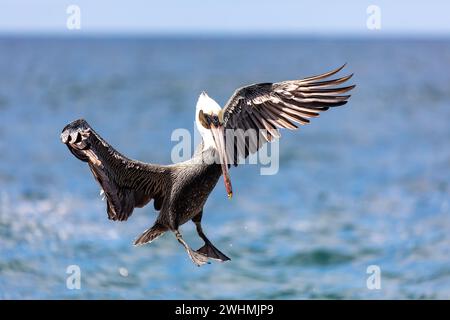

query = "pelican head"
195;91;233;199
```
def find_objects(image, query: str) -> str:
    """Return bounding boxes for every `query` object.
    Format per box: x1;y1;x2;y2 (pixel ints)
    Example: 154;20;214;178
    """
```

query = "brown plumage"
60;64;355;266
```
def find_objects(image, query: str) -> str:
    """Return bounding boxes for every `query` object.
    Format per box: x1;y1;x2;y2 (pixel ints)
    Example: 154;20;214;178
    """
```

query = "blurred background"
0;0;450;299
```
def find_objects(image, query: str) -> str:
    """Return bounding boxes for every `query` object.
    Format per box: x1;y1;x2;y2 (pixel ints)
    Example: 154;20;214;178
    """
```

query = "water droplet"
119;267;128;277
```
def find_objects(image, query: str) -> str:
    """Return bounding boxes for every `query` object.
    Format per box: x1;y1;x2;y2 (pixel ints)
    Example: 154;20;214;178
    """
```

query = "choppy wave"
0;37;450;299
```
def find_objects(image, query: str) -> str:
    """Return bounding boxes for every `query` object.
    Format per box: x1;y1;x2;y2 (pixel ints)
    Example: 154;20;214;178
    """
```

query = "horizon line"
1;30;450;40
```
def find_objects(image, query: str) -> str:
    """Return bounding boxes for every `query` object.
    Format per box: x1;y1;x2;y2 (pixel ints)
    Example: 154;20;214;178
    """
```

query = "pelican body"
61;65;354;266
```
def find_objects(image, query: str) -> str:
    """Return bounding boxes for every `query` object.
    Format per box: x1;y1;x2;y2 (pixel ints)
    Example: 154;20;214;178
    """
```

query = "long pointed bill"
210;124;233;199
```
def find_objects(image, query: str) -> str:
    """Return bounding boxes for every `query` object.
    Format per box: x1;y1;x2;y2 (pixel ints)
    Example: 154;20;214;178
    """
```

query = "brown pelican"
60;64;354;266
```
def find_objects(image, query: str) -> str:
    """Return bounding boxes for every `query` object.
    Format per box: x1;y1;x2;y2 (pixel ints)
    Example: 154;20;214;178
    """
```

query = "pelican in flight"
61;64;354;266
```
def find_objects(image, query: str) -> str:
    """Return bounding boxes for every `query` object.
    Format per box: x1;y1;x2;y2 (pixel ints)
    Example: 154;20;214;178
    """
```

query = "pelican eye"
211;115;220;127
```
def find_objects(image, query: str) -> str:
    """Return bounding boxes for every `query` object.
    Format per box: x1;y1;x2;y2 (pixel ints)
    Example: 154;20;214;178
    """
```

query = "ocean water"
0;37;449;299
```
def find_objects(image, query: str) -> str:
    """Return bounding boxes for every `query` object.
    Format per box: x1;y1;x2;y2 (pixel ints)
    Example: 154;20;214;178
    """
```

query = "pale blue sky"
1;0;450;35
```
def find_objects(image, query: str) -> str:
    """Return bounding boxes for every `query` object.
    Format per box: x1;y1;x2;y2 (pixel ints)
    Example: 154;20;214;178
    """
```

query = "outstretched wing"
222;64;355;165
61;119;172;221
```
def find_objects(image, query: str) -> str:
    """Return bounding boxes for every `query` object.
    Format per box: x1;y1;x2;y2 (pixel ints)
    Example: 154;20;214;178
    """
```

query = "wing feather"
61;119;171;221
222;64;355;165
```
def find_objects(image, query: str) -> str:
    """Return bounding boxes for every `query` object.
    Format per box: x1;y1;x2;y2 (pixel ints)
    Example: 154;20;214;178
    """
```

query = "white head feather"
195;91;222;149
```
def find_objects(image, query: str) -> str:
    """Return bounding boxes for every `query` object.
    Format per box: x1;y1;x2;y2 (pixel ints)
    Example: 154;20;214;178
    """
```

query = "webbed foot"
197;242;231;262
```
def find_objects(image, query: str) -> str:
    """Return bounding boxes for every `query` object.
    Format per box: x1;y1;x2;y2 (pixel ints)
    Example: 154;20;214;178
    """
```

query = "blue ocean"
0;37;449;299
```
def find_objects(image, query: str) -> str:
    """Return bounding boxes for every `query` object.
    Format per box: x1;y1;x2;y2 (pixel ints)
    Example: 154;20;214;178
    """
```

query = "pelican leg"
174;229;209;267
192;212;231;262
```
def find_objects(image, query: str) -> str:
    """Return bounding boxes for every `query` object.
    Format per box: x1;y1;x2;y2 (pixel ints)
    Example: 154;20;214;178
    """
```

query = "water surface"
0;37;449;299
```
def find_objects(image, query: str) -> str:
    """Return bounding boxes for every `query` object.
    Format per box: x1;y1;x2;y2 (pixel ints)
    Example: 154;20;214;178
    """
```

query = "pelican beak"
210;121;233;199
